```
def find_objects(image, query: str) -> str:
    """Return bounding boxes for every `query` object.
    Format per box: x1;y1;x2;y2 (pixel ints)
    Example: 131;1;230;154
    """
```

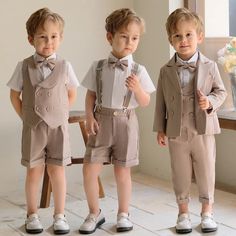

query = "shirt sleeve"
7;61;24;92
138;65;156;94
66;61;80;88
81;61;97;92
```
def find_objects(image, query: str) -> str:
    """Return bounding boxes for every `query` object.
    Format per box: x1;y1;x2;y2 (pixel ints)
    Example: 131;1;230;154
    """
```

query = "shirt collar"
34;53;57;62
176;51;199;64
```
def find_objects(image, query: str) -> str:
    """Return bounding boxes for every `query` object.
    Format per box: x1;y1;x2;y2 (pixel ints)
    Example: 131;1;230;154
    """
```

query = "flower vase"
229;73;236;110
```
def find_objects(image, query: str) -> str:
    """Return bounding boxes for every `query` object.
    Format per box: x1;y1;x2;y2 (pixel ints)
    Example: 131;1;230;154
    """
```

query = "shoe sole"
117;226;133;232
176;228;192;234
54;229;70;235
201;227;217;233
25;228;43;234
79;218;105;234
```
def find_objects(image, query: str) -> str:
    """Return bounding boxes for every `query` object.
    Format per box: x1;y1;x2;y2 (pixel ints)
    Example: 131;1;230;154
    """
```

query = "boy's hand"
157;132;167;146
86;116;99;135
125;74;141;93
197;90;211;110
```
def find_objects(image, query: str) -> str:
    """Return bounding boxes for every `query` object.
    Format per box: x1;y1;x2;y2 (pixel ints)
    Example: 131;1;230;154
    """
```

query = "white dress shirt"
82;53;156;109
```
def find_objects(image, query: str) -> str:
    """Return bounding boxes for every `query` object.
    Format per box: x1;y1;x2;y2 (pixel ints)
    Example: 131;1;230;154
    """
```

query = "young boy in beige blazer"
153;8;227;234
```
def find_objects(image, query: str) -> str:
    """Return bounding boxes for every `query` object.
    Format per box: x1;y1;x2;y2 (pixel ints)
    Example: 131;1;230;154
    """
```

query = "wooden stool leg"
40;166;52;208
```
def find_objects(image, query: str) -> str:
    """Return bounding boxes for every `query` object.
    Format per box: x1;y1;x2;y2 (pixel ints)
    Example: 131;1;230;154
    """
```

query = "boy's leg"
79;163;105;234
114;166;131;214
25;165;44;234
114;165;133;232
47;164;70;234
83;163;103;215
25;165;44;215
47;165;66;215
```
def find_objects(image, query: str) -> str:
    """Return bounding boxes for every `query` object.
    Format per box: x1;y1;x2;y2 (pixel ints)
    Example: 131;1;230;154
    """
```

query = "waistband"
95;107;135;117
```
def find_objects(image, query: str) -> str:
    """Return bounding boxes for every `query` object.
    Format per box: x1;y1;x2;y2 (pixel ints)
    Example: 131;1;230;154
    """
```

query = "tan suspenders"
95;59;139;111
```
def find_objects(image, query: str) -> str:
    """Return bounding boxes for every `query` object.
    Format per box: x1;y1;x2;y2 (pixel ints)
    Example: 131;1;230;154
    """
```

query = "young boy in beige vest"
153;8;227;234
7;8;79;234
79;8;155;234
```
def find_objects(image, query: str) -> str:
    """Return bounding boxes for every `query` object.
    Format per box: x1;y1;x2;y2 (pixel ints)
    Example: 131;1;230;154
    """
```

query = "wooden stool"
40;110;105;208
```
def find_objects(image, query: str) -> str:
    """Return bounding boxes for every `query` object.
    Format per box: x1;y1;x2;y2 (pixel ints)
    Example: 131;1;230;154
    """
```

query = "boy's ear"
28;36;34;45
106;32;113;45
198;32;204;44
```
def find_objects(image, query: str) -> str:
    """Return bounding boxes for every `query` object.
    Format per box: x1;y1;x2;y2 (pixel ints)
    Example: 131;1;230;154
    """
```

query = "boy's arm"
10;89;22;119
68;88;77;105
153;70;166;133
85;90;99;135
126;74;150;107
205;62;227;113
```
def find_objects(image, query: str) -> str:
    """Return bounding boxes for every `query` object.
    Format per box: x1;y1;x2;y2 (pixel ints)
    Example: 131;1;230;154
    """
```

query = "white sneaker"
116;212;133;232
176;213;192;234
53;214;70;235
79;210;105;234
25;213;43;234
201;212;217;233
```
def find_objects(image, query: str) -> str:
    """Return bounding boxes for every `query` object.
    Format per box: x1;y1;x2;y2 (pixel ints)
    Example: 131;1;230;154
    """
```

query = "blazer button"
36;91;41;96
47;92;51;96
35;106;40;111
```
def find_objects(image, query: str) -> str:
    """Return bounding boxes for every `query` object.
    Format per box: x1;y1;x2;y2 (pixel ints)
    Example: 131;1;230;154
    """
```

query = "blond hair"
26;7;64;37
166;8;203;42
105;8;145;35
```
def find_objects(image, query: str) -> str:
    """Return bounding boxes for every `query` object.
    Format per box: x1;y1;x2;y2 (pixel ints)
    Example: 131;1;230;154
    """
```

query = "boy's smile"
170;20;203;61
28;20;62;58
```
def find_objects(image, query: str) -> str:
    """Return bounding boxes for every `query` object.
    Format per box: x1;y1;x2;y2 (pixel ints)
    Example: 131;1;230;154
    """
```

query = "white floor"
1;172;236;235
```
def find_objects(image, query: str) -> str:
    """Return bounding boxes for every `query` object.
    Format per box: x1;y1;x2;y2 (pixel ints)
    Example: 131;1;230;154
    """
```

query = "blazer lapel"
196;52;211;90
166;55;181;91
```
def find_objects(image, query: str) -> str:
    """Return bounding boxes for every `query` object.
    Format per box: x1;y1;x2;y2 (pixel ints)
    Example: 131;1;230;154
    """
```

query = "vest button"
47;92;51;96
36;92;41;96
113;111;118;116
35;106;40;111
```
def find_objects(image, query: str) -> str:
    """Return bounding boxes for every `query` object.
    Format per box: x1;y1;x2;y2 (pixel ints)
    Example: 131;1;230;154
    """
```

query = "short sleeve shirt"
7;53;79;91
81;53;156;109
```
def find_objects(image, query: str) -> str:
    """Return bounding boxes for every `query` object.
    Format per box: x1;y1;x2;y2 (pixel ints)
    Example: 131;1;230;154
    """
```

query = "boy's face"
170;20;203;61
28;20;62;58
107;21;141;59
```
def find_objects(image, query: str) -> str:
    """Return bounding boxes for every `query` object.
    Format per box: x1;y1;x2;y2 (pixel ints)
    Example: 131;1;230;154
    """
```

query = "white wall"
0;0;133;194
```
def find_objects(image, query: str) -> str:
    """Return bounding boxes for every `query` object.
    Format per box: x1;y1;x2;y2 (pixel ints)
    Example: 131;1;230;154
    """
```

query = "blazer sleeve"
207;62;227;113
153;68;166;132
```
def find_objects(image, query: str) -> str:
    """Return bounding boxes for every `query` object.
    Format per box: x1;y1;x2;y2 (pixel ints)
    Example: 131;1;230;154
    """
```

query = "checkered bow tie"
37;58;56;70
108;58;128;71
176;61;196;72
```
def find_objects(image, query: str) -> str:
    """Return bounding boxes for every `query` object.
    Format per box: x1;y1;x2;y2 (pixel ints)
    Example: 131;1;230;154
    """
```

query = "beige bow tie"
108;58;128;71
176;61;196;72
37;58;56;70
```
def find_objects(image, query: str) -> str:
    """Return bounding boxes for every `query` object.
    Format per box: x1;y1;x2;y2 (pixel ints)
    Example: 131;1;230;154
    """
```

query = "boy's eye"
186;33;192;37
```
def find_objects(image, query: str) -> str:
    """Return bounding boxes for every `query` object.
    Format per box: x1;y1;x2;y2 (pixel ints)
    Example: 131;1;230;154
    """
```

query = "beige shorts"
21;121;71;168
84;108;139;167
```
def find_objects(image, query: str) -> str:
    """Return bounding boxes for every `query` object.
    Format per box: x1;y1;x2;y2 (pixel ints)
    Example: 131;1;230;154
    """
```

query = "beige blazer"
153;52;227;137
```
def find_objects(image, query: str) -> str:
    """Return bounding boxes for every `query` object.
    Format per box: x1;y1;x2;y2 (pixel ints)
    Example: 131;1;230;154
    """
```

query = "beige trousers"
168;129;216;204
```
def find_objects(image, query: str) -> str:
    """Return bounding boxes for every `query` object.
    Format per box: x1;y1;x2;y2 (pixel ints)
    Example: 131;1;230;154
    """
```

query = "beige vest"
22;56;69;128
